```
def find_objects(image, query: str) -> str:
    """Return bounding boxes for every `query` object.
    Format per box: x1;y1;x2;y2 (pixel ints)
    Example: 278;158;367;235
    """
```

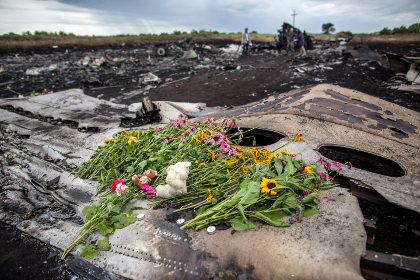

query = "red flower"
111;180;124;192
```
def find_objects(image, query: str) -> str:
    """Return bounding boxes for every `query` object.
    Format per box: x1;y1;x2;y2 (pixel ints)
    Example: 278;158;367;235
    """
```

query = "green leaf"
82;206;97;220
107;203;121;214
273;158;284;176
129;205;146;210
127;166;135;173
229;216;256;231
118;211;137;227
80;242;100;259
97;237;110;251
237;181;260;205
271;192;289;209
302;206;320;217
95;220;114;236
283;193;298;208
278;181;305;191
302;193;318;204
138;160;147;170
320;184;340;190
253;212;290;227
92;200;102;209
195;204;213;216
283;161;297;176
270;185;292;193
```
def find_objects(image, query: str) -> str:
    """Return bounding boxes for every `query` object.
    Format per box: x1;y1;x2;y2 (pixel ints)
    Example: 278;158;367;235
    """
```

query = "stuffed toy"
132;169;157;187
156;162;191;198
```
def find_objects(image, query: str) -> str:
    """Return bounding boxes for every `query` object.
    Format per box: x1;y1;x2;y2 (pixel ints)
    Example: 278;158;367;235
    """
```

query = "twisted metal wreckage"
0;83;419;279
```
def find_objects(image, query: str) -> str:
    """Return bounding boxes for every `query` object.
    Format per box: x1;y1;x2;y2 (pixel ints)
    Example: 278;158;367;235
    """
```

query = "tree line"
380;23;420;35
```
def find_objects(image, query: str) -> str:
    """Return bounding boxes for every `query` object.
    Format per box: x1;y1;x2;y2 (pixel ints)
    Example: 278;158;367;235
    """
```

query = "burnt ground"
84;46;420;112
1;40;420;279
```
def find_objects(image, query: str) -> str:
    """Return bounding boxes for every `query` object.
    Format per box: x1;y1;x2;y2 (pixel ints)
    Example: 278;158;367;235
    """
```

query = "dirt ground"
1;40;420;279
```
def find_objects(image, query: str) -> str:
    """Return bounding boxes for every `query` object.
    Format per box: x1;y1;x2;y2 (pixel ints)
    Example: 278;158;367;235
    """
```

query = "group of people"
241;27;306;56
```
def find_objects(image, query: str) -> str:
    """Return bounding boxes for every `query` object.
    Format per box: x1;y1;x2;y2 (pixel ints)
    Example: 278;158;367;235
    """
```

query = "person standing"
286;27;296;53
296;30;307;56
241;28;252;56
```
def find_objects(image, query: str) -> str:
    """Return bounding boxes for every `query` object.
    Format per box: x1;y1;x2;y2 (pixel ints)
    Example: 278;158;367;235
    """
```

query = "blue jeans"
242;43;249;56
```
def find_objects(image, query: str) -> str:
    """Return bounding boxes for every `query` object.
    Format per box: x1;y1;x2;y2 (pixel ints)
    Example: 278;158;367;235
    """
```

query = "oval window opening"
226;127;286;146
318;145;405;177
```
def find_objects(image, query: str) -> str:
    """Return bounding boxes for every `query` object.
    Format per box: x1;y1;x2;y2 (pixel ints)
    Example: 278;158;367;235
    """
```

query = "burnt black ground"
0;222;74;280
1;40;420;279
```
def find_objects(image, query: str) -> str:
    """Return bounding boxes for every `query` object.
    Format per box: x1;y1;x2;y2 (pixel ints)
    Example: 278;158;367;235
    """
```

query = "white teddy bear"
156;162;191;198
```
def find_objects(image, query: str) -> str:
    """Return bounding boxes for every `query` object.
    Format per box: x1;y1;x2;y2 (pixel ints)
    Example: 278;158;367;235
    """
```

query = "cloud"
1;0;419;35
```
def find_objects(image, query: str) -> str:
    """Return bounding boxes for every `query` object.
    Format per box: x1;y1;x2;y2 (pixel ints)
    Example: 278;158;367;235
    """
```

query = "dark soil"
0;222;74;280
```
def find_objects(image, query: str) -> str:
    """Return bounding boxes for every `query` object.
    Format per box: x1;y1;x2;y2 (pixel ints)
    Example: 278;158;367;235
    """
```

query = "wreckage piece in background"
382;53;420;93
182;49;198;60
153;44;169;57
343;45;382;63
120;96;161;127
140;72;161;85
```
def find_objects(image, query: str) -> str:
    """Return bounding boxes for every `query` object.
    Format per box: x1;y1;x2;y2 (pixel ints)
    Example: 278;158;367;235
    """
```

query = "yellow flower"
234;146;244;152
131;130;138;135
195;138;201;145
112;139;118;142
270;190;277;195
119;131;129;137
281;149;296;157
198;162;206;168
207;150;218;161
261;187;270;194
243;165;250;173
206;189;215;202
9;154;17;159
305;166;315;174
89;158;94;161
293;132;305;143
260;177;279;189
210;179;216;182
97;145;104;150
128;136;137;145
195;160;198;165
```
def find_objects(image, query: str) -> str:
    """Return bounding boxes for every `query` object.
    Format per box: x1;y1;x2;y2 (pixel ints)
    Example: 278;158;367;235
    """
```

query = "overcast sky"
1;0;419;36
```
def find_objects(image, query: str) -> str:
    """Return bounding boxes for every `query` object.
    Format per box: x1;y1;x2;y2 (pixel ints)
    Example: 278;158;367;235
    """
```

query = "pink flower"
180;136;186;141
316;157;324;164
111;180;124;193
220;143;230;153
304;190;309;196
190;126;196;131
332;162;342;170
140;185;156;195
208;139;216;145
154;128;160;134
345;162;353;169
323;161;331;170
115;183;128;196
228;148;237;156
229;120;236;128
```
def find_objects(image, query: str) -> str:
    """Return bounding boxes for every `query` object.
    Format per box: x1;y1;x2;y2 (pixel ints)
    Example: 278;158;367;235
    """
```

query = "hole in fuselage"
318;145;405;177
226;127;286;146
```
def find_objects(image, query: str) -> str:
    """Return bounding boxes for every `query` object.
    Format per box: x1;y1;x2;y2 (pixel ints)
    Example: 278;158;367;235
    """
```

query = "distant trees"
322;23;335;34
380;23;420;35
250;30;258;34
